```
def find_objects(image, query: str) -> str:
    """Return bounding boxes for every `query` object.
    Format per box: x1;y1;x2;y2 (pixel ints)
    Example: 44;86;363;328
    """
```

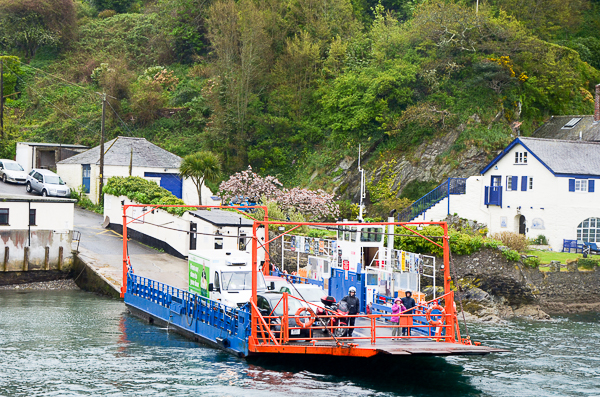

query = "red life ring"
294;307;316;328
426;304;446;327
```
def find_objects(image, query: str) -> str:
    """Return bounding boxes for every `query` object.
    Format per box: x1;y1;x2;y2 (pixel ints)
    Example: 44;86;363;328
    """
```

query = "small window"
214;237;223;249
575;180;588;192
0;208;8;225
350;227;357;242
29;209;36;226
360;227;383;242
214;272;220;290
238;232;247;251
562;117;582;129
507;176;513;190
529;177;533;190
514;152;527;164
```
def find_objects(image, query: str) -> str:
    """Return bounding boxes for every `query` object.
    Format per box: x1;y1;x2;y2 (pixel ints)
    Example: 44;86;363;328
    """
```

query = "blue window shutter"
569;179;575;192
521;176;527;191
512;176;518;191
589;180;595;193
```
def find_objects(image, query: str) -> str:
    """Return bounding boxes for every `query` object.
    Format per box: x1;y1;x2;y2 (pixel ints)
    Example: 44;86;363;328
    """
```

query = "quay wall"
72;253;121;298
447;248;600;313
0;230;74;284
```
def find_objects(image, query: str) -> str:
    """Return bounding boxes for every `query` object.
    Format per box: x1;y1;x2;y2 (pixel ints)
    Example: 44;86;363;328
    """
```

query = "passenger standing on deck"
401;291;416;336
391;298;406;340
341;286;360;337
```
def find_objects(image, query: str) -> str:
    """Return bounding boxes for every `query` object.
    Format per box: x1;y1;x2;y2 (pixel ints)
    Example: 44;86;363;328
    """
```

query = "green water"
0;290;599;396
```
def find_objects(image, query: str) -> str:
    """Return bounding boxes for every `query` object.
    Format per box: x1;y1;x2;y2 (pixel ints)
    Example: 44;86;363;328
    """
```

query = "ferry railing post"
371;315;376;344
263;207;269;276
251;221;259;348
283;292;289;344
121;204;129;298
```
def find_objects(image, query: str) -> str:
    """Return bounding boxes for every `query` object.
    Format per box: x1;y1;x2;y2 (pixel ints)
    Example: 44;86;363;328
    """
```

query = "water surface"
0;290;598;396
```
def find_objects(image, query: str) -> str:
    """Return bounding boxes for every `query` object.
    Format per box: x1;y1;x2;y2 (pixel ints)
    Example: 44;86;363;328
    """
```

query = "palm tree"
179;151;222;205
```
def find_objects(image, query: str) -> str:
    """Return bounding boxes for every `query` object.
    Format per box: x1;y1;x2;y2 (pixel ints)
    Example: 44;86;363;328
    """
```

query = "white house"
56;137;215;205
412;137;600;252
103;193;264;261
0;194;75;271
15;142;89;173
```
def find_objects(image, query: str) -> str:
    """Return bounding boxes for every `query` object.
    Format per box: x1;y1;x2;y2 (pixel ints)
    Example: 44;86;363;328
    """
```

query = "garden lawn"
526;250;583;264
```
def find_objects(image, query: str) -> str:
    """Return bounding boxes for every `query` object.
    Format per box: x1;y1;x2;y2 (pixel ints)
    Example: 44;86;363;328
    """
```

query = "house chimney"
595;84;600;123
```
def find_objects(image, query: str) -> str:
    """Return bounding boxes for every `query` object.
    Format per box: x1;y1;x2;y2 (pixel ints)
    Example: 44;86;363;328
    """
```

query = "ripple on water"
1;290;600;396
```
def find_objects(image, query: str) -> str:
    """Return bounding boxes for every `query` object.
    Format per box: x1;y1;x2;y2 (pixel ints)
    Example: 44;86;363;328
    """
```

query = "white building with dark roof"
409;137;600;252
56;137;215;205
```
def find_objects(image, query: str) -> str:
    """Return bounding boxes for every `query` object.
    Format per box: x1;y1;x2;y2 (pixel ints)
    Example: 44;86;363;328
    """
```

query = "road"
0;180;33;196
1;180;189;291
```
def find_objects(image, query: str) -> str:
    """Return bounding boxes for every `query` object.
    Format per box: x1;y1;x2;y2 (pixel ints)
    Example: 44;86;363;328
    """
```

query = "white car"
279;283;328;309
264;275;294;292
0;159;27;184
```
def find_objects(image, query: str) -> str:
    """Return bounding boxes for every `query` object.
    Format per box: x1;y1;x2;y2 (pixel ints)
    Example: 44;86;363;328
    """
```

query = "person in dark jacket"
400;291;416;336
341;286;360;337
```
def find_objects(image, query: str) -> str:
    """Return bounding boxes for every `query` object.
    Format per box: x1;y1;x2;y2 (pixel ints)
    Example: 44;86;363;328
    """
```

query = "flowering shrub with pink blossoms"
219;166;339;220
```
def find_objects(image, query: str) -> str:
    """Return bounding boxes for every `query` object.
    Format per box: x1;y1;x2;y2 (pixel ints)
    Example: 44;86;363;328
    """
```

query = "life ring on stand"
426;304;446;327
295;307;316;328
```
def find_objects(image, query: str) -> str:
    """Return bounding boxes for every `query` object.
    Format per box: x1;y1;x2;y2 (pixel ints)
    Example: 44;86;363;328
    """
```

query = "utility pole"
1;59;4;140
99;93;106;206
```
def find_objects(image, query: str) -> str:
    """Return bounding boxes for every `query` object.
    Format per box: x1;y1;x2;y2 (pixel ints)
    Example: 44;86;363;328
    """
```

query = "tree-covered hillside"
1;0;599;214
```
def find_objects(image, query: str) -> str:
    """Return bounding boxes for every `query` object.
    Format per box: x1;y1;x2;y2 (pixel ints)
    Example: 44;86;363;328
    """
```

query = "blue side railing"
125;272;251;354
397;178;467;222
271;269;325;288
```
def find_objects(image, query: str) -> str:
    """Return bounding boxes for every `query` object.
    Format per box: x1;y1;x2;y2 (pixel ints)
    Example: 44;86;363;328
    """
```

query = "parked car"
279;283;328;309
0;159;27;184
264;275;294;293
257;292;311;339
26;169;71;197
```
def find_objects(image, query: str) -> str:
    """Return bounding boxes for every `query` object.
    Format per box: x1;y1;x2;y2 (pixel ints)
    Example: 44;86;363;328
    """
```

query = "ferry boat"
122;203;506;358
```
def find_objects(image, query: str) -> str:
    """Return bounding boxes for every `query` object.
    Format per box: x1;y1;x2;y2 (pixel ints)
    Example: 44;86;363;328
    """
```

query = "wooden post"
23;247;29;271
44;246;50;270
99;93;106;206
58;246;63;271
3;246;8;272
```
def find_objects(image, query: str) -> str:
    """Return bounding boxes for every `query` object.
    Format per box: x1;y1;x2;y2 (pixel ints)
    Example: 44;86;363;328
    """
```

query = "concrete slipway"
73;207;188;297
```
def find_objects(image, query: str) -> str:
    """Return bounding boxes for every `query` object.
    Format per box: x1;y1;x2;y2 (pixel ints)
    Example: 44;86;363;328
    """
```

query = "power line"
19;63;97;99
106;99;134;137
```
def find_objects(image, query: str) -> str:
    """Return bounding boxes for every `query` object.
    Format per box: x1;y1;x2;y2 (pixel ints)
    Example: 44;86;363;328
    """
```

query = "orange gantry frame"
120;204;471;357
246;219;463;356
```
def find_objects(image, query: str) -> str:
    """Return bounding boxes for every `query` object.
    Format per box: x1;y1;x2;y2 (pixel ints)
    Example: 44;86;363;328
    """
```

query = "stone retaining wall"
447;249;600;313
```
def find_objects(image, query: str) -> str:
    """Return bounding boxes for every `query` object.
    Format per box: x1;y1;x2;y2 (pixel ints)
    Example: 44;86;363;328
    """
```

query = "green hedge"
394;226;501;257
103;176;189;216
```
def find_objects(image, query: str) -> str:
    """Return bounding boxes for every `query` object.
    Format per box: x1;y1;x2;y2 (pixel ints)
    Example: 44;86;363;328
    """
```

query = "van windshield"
222;271;266;291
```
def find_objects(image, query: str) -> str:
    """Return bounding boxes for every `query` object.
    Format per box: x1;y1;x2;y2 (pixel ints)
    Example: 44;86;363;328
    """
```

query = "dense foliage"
103;176;189;216
1;0;600;216
394;225;500;256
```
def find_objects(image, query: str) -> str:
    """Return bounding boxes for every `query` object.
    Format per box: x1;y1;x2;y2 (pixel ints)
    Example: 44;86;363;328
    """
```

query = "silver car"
0;159;28;184
26;169;71;197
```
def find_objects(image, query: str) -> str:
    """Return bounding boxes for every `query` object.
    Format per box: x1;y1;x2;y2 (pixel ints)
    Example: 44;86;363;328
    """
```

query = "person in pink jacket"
391;298;406;340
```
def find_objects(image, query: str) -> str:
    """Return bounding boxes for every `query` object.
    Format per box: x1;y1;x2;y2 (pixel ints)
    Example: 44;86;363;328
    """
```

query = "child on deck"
391;298;406;340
